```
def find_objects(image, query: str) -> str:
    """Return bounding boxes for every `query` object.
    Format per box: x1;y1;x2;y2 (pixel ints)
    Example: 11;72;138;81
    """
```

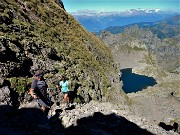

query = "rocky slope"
129;67;179;119
99;25;180;73
1;77;179;135
98;30;149;69
1;96;179;135
0;0;128;105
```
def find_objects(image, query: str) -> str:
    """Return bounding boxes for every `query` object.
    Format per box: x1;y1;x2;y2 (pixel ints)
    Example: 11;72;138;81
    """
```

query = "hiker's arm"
46;82;50;93
59;81;62;92
29;88;38;98
47;87;51;94
30;80;38;98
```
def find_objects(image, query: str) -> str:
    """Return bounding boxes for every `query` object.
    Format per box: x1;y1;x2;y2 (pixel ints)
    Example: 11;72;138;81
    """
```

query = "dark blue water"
120;68;157;93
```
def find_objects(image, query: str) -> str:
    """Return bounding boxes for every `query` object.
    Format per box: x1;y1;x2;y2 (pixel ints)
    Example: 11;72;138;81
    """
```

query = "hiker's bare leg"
41;106;46;112
41;106;50;115
64;93;69;104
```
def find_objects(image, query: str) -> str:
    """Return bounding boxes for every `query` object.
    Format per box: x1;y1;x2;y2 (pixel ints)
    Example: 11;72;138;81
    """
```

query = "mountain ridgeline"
72;9;178;32
98;15;180;39
98;15;180;73
0;0;127;105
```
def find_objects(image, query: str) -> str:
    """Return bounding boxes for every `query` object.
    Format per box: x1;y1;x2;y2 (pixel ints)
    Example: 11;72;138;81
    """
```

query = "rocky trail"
51;101;179;135
1;99;178;135
128;88;180;124
0;77;179;135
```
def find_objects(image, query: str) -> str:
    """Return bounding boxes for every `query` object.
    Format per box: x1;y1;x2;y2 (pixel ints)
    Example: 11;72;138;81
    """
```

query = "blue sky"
63;0;180;12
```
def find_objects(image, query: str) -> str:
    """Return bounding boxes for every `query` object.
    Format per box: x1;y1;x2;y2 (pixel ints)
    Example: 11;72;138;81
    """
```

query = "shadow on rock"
159;122;179;132
0;105;155;135
67;112;154;135
0;105;65;135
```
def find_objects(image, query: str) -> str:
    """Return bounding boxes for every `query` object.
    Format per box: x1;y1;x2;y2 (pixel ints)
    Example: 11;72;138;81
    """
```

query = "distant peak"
71;9;178;16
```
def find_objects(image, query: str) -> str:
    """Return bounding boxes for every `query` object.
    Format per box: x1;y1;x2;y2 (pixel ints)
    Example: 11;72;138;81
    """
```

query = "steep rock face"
0;0;127;104
54;0;65;10
99;30;149;69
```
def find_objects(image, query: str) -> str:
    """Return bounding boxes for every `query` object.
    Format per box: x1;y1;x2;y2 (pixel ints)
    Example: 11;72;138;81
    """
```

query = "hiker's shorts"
35;98;49;107
62;91;69;95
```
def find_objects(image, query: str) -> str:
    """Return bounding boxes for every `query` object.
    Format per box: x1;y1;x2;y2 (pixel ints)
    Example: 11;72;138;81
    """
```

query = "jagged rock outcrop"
0;86;11;105
0;79;19;106
50;101;179;135
54;0;65;10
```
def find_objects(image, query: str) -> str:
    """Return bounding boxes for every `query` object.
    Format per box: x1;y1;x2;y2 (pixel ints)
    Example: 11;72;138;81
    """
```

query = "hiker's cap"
35;70;44;77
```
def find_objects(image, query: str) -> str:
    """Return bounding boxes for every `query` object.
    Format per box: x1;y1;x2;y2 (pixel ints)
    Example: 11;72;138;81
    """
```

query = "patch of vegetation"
119;44;146;53
120;89;132;105
9;77;32;94
143;53;156;65
158;80;179;89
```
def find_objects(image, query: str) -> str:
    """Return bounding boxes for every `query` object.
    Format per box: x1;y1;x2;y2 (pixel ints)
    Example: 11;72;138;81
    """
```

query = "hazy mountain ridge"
98;15;180;38
71;9;178;32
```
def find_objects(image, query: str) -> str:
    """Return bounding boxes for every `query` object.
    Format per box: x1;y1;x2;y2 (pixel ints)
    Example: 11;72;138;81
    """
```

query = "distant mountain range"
98;15;180;39
71;9;179;32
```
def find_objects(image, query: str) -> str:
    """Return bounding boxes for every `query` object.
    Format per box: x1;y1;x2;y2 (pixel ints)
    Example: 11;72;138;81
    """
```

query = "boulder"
0;86;11;105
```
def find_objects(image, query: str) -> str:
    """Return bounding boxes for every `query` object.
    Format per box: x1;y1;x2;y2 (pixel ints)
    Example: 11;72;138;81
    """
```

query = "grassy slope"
0;0;124;102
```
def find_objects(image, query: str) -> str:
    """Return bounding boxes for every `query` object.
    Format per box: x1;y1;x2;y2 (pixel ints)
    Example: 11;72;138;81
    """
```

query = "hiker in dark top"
29;70;50;114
